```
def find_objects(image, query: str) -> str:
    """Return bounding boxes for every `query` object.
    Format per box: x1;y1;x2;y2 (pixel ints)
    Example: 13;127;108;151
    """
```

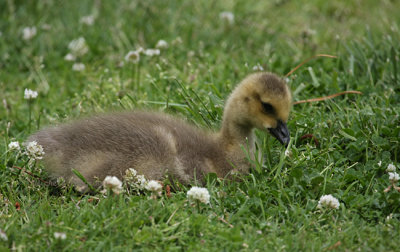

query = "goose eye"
261;102;275;114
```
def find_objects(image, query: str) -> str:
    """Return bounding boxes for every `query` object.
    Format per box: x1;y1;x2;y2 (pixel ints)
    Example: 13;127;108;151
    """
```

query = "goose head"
222;72;292;146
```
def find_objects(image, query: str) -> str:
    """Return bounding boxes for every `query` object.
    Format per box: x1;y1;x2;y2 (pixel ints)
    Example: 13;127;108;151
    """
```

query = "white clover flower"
136;175;147;189
80;15;95;26
103;176;123;194
136;47;144;54
54;232;66;240
72;63;85;71
64;53;76;61
68;37;89;57
8;141;20;151
0;229;7;241
22;26;37;40
387;163;396;172
124;168;137;180
187;186;210;204
219;11;235;25
145;180;162;192
388;172;399;183
24;88;38;99
317;194;340;209
123;168;149;191
252;64;264;71
143;49;160;57
156;40;169;49
25;141;45;160
124;50;140;63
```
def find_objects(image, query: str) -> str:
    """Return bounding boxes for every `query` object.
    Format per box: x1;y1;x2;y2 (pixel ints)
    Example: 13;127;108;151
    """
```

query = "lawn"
1;0;400;251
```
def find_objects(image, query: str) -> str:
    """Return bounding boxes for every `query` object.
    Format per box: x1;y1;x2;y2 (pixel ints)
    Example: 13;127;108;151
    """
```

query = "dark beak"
268;120;290;147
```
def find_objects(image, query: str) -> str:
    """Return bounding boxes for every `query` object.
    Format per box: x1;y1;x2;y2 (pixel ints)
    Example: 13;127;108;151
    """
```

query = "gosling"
29;72;291;191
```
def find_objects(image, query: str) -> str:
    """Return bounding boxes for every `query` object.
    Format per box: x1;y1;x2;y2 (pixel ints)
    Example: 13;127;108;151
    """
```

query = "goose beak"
268;120;290;147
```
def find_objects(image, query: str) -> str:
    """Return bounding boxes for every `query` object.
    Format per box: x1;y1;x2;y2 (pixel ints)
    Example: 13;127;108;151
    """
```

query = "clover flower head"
80;15;95;26
8;141;20;151
317;194;340;209
136;175;147;189
125;168;137;180
123;168;147;190
187;186;210;204
25;141;45;160
54;232;66;240
64;53;76;61
219;11;235;25
22;27;37;40
156;40;168;49
68;37;89;57
388;172;399;183
252;64;264;71
387;163;396;172
72;63;85;71
102;176;123;194
125;50;140;63
143;49;160;57
24;89;38;100
145;180;162;192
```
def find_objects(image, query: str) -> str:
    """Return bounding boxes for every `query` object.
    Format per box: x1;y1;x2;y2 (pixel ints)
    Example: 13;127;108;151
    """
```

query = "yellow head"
223;72;292;145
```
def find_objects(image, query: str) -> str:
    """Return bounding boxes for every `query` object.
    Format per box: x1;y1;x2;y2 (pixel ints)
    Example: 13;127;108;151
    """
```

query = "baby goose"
29;72;291;191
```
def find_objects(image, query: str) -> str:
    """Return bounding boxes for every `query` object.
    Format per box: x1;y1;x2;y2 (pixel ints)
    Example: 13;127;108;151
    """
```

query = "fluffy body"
29;72;292;191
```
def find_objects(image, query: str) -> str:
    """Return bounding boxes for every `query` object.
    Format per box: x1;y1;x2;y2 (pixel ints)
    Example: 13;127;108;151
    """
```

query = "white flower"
145;180;162;192
143;49;160;57
377;161;382;167
219;11;235;25
387;163;396;172
187;187;210;204
54;232;66;240
72;63;85;71
25;141;45;160
317;194;340;209
124;50;140;63
0;229;7;241
8;141;20;151
24;89;38;99
136;175;147;189
124;168;149;191
136;47;144;54
103;176;123;194
68;37;89;57
388;172;399;183
156;40;169;49
125;168;137;179
80;15;95;26
284;149;291;157
22;27;37;40
252;64;264;71
64;53;76;61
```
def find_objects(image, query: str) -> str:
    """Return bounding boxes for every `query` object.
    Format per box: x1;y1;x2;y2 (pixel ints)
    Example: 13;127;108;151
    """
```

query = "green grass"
1;0;400;250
